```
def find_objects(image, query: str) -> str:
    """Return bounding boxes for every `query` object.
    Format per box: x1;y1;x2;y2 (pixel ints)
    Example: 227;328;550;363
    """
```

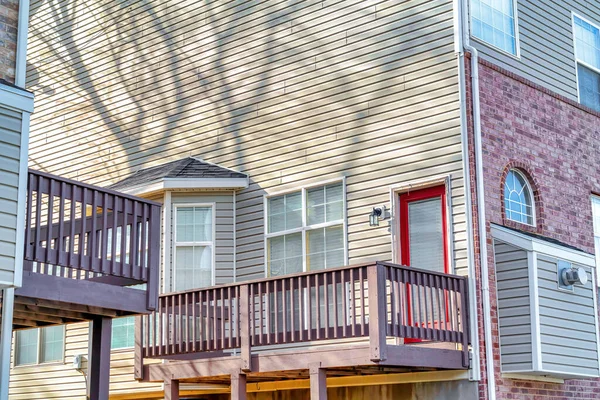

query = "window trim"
263;177;348;277
398;185;450;274
13;325;66;367
592;195;600;286
571;12;600;105
470;0;522;59
171;202;217;291
504;169;536;227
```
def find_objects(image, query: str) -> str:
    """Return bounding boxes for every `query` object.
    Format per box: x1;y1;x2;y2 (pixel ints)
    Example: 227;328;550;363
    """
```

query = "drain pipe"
454;0;481;384
457;0;496;399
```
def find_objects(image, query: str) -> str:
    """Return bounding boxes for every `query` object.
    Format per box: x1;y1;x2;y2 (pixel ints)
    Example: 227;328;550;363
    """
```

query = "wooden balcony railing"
137;262;470;373
23;169;161;310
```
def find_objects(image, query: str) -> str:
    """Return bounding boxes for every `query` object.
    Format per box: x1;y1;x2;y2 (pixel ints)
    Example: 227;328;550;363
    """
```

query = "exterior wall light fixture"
369;205;388;227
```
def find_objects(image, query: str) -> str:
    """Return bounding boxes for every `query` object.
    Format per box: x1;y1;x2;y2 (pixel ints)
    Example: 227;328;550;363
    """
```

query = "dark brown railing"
24;169;161;310
138;262;469;371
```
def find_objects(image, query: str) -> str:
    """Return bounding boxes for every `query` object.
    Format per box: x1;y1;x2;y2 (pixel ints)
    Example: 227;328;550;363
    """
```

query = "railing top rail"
160;261;467;297
29;169;162;207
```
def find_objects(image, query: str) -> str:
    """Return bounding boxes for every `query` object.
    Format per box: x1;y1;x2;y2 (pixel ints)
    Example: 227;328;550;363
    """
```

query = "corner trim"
490;224;596;266
0;84;34;113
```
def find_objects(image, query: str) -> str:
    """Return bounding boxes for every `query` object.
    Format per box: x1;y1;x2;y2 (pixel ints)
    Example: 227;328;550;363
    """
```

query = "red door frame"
398;185;449;341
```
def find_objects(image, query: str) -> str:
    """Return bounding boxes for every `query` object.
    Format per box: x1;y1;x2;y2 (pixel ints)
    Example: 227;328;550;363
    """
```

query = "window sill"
12;360;65;369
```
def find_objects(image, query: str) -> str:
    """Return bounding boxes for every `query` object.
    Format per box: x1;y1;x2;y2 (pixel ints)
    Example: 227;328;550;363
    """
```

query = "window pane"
577;64;600;112
307;183;343;225
16;328;39;366
504;170;534;225
307;225;344;271
268;233;302;276
408;197;445;273
176;206;212;242
174;245;212;291
112;317;135;350
268;192;301;233
575;16;600;70
40;325;64;363
471;0;517;54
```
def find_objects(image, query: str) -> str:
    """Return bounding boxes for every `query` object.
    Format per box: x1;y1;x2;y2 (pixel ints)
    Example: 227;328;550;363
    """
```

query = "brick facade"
0;0;19;83
467;57;600;399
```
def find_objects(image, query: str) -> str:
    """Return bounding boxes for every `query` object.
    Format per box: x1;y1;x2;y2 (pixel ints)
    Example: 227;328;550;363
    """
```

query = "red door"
399;185;449;340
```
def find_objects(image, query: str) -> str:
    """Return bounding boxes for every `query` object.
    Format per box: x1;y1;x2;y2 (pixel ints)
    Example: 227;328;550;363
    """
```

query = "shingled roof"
109;157;248;193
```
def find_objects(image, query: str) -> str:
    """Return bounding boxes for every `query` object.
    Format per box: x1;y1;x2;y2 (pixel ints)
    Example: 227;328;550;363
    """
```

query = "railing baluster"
315;274;321;340
298;276;304;342
158;296;163;356
307;275;312;341
140;203;148;280
290;278;295;342
111;194;118;276
25;173;33;260
90;189;98;273
274;279;279;344
359;267;365;337
192;291;197;352
101;192;108;275
342;269;348;338
324;272;329;339
282;278;288;343
332;271;338;338
258;282;263;346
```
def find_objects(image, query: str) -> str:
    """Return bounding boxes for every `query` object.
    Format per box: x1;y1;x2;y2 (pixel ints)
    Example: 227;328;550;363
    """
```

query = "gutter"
457;0;496;398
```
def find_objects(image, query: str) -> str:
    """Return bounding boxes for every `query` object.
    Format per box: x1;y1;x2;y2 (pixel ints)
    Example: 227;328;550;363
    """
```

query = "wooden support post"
239;284;251;372
231;372;247;400
367;263;388;361
134;315;143;380
309;363;327;400
88;317;112;400
0;288;15;400
164;379;180;400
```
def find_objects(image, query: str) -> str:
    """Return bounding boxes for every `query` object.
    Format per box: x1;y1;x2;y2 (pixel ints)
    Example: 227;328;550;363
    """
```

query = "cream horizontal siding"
470;0;600;100
8;323;162;399
0;106;22;286
24;0;465;395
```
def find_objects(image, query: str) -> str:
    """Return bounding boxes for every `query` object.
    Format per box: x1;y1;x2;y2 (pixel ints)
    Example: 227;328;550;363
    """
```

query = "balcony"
0;169;161;330
135;262;470;398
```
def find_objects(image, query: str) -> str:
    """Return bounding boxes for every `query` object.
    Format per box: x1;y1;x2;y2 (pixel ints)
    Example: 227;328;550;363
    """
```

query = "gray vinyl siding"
170;192;234;289
26;0;467;290
494;241;532;372
469;0;600;100
0;106;22;286
537;255;600;377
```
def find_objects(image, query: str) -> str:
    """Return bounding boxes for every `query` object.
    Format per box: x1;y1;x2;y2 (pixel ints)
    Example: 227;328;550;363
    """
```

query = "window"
111;317;135;350
471;0;518;55
399;185;449;274
592;196;600;276
504;169;534;225
173;205;214;291
266;182;346;276
15;325;64;366
573;15;600;111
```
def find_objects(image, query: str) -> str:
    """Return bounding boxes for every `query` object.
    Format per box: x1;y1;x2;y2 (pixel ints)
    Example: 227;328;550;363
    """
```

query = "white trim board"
490;224;596;267
117;177;249;196
0;84;34;113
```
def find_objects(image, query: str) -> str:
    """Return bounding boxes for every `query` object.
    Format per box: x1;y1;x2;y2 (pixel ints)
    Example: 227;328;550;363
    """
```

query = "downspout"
458;0;496;398
15;0;31;87
454;0;481;384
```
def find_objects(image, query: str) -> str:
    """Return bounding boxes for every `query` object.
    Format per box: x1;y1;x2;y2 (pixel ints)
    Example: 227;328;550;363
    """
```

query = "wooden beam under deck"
16;271;149;315
144;344;467;383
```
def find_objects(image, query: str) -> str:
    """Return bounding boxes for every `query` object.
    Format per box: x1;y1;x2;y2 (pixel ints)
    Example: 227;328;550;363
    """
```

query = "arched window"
504;169;535;225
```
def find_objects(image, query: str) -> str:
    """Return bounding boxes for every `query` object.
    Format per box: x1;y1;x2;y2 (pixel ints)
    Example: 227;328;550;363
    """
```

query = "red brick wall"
0;0;19;83
467;56;600;399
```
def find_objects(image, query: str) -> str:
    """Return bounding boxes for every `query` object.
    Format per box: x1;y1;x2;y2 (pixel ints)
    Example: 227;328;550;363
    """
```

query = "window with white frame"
573;15;600;112
15;325;64;366
111;316;135;350
592;196;600;276
471;0;518;55
266;182;345;276
504;169;535;226
173;205;214;291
